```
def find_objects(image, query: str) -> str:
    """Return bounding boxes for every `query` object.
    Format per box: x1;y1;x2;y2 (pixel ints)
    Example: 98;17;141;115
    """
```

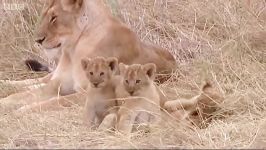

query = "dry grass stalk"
0;0;265;148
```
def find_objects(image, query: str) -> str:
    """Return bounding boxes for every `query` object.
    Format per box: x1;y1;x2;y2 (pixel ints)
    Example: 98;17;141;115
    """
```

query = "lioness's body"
38;0;177;95
0;0;176;109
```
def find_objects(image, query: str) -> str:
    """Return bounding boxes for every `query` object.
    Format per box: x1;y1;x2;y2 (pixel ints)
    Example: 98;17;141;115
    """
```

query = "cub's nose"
35;37;46;44
93;83;99;87
129;91;134;96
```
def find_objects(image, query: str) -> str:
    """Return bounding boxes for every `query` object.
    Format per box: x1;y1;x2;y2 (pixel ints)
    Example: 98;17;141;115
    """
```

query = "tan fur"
115;63;161;134
114;63;198;133
0;72;53;94
113;63;224;132
189;82;225;128
82;57;118;129
0;0;177;111
163;81;225;128
34;0;177;93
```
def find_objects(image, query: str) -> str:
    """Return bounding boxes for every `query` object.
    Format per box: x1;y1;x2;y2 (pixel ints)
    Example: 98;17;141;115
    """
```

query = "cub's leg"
135;111;157;125
83;97;98;128
98;113;118;131
163;94;201;112
117;104;139;134
133;111;156;133
83;109;97;128
169;110;190;121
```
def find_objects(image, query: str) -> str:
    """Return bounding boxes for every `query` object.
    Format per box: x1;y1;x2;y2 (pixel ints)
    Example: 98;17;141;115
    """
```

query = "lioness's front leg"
0;78;40;87
0;72;54;96
0;79;60;106
0;72;53;87
16;91;87;114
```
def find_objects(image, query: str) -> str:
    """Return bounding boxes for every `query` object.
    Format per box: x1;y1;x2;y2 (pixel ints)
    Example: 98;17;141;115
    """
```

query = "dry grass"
0;0;266;148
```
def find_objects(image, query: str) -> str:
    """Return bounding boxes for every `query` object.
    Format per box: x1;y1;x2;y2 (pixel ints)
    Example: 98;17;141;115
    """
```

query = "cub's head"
81;57;118;88
35;0;83;50
119;63;156;96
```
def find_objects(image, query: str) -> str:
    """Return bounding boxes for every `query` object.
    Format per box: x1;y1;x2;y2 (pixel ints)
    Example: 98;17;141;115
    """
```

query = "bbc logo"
2;3;25;11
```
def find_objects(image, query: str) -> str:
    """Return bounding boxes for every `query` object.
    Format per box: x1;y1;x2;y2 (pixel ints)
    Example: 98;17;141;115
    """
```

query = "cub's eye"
50;16;57;23
136;80;141;84
100;72;104;76
125;80;129;84
89;72;93;75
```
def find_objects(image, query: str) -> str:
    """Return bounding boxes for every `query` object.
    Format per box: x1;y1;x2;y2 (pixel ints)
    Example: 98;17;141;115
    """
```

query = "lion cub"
115;63;162;134
81;56;118;129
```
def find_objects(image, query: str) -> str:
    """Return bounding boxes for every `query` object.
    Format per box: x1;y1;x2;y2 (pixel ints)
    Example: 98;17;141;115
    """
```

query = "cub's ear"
81;58;90;70
118;63;128;75
60;0;83;13
143;63;156;79
106;57;118;72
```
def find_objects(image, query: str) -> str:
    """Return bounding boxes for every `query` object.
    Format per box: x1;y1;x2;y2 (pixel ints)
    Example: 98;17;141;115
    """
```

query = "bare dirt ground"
0;0;265;149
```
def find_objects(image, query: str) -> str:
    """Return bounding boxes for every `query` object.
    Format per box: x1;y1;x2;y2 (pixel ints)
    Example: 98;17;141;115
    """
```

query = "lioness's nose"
35;37;46;44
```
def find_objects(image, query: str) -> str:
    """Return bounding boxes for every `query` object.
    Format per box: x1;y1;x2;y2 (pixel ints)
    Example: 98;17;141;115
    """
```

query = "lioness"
81;56;118;129
1;0;177;111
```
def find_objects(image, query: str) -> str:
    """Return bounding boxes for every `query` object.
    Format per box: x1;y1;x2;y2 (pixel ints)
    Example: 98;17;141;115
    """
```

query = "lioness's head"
81;57;118;88
119;63;156;96
35;0;83;50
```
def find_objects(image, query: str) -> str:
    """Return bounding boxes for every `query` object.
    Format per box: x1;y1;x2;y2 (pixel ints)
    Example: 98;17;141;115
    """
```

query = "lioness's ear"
143;63;156;79
106;57;118;72
118;63;128;75
81;58;90;70
61;0;83;13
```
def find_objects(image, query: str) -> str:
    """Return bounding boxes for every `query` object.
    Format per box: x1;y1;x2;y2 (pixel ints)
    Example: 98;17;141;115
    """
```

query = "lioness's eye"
125;80;129;84
90;72;93;75
100;72;104;76
136;80;141;84
50;16;57;23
